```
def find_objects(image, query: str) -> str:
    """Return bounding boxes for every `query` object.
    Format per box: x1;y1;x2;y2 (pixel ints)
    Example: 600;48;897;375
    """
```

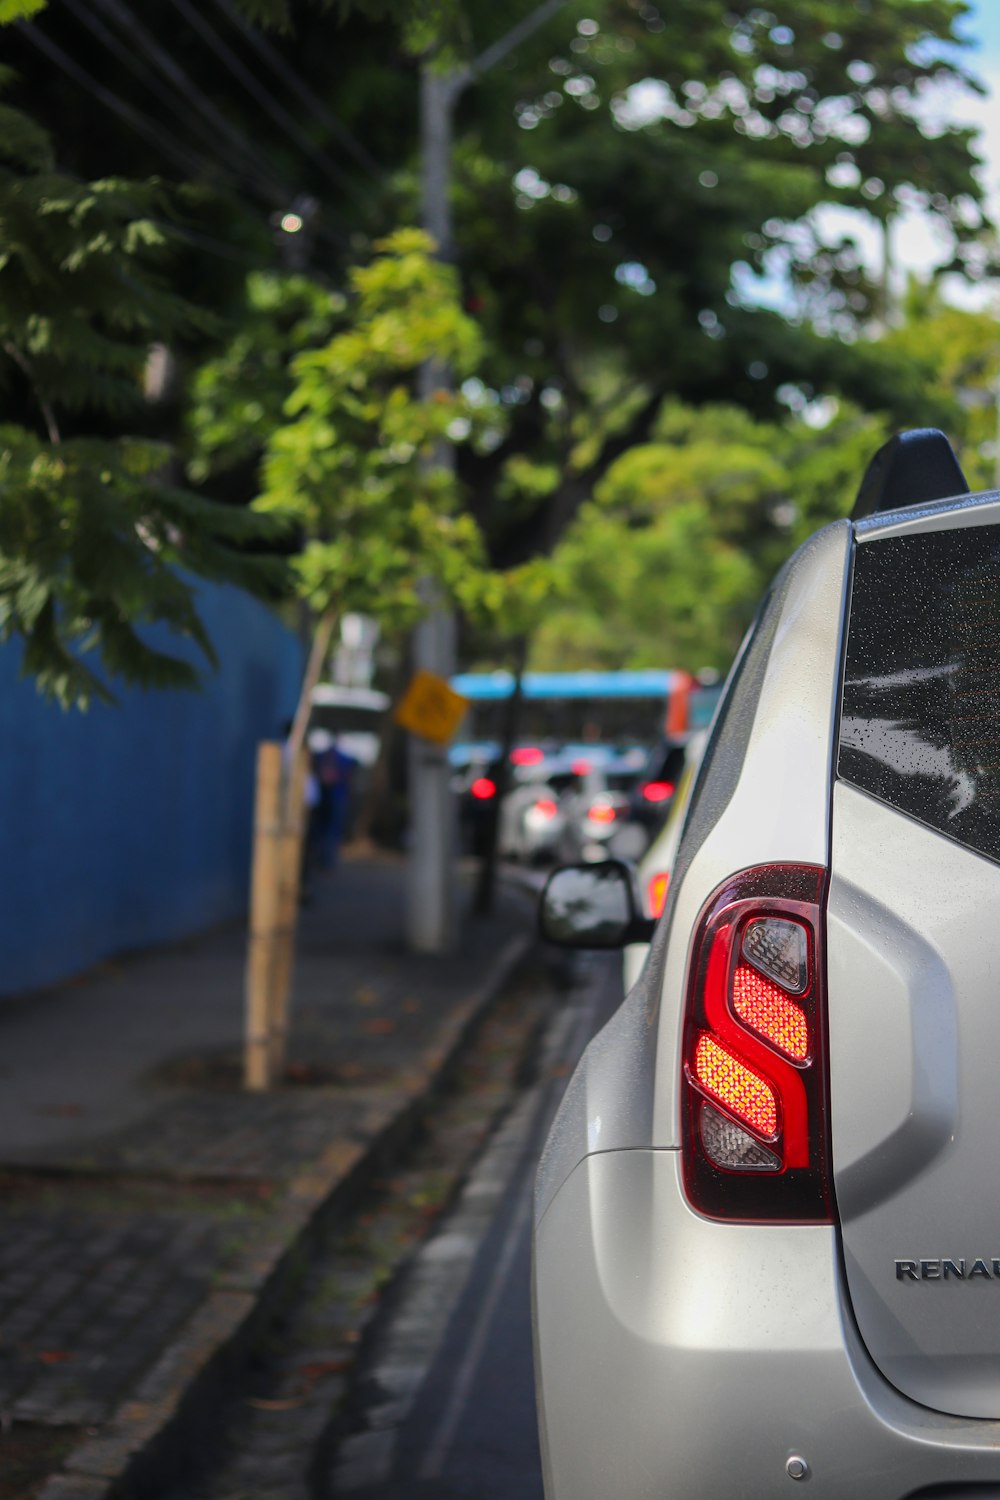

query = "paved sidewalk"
0;855;534;1499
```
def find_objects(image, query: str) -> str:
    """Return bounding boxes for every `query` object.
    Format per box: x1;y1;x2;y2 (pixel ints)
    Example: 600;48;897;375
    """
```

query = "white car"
535;428;1000;1500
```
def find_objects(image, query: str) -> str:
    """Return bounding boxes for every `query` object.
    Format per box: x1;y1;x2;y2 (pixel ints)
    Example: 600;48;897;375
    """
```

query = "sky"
949;0;1000;203
700;2;1000;316
893;0;1000;304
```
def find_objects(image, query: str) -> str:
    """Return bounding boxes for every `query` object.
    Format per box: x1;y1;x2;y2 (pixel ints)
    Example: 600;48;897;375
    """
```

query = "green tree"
438;0;989;568
8;0;993;701
192;229;493;745
533;399;889;672
0;0;284;705
879;283;1000;489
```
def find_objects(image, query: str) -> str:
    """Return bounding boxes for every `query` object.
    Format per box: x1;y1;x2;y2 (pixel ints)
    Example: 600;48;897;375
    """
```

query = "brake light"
681;865;832;1223
571;759;592;775
588;800;616;824
731;964;809;1062
511;746;543;766
693;1035;778;1138
642;780;675;803
534;798;558;819
648;871;670;917
470;777;496;800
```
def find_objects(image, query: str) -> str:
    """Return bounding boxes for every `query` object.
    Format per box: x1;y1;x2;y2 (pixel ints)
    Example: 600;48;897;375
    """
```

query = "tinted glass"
646;743;687;783
839;524;1000;863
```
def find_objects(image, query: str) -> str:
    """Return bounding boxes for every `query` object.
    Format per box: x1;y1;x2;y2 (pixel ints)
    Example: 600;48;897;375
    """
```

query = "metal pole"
406;63;462;954
406;7;567;952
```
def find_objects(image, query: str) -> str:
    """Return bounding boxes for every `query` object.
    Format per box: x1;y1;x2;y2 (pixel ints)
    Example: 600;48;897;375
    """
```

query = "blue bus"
449;669;720;756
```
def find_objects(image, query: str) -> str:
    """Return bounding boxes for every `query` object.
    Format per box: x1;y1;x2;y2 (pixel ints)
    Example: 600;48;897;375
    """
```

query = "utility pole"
406;64;463;955
406;0;566;954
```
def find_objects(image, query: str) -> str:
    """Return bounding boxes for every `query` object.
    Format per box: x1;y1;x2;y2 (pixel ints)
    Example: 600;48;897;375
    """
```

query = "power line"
61;0;226;164
20;22;214;183
83;0;349;251
164;222;271;266
60;0;292;217
88;0;294;207
207;0;381;177
169;0;368;205
21;18;342;262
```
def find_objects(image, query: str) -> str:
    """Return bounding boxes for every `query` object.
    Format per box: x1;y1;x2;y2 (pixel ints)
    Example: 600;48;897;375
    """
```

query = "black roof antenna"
851;428;969;521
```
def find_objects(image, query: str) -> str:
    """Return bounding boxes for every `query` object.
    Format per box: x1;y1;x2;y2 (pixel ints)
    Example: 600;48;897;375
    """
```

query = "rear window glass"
839;523;1000;863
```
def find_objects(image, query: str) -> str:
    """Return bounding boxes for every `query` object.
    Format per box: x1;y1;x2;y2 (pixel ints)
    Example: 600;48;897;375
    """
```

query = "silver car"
534;428;1000;1498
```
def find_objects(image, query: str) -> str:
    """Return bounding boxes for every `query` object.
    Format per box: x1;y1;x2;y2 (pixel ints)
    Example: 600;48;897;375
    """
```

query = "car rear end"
558;763;638;862
498;755;568;863
627;737;688;841
621;728;710;992
534;487;1000;1498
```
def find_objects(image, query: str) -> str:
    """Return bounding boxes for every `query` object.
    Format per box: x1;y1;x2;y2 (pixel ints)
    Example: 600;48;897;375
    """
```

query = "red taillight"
470;777;496;800
642;780;675;803
681;865;832;1223
648;871;670;917
693;1034;778;1139
588;800;617;824
511;746;543;766
731;965;810;1062
534;798;558;819
571;759;592;775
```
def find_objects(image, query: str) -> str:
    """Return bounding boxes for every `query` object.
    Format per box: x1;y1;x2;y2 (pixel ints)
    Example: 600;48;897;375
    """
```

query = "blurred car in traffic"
550;754;647;864
621;727;709;991
455;742;651;866
626;736;689;845
533;428;1000;1500
498;770;567;864
453;744;567;863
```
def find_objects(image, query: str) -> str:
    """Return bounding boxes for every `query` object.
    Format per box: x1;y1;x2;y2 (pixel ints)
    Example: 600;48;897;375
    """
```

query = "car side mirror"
539;860;656;949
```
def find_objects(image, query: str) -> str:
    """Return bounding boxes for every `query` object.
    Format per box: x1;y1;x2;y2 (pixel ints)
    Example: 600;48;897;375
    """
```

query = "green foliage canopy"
197;230;493;634
533;400;889;672
0;3;282;705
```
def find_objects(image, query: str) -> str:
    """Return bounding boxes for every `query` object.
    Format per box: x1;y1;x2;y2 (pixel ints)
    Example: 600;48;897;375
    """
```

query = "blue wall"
0;580;302;997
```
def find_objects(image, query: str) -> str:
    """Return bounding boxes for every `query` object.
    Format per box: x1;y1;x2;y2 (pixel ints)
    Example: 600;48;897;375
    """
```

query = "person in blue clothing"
307;730;358;870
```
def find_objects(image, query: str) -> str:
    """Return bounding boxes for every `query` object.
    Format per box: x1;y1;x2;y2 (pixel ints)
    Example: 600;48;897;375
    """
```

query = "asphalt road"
325;948;624;1499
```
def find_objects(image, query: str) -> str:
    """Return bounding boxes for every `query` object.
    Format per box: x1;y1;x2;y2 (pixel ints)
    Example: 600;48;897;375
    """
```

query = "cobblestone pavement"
0;1181;261;1427
0;857;535;1496
165;961;557;1500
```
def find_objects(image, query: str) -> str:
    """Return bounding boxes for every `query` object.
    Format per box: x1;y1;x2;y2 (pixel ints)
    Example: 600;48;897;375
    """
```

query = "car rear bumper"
533;1150;1000;1500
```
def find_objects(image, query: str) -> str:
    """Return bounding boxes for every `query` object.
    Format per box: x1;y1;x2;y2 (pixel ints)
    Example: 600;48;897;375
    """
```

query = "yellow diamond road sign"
394;670;469;746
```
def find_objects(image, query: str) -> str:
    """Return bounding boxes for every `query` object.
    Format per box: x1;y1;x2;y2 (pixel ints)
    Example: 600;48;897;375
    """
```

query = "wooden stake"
269;746;308;1078
244;607;339;1091
245;742;283;1090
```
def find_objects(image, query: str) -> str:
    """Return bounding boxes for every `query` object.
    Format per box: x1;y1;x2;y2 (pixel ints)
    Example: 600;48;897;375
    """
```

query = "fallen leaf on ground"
37;1350;75;1364
363;1018;396;1035
247;1357;353;1409
300;1358;351;1380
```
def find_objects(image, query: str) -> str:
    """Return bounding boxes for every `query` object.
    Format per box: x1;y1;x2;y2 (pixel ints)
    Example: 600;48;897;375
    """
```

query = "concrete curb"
38;932;533;1500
